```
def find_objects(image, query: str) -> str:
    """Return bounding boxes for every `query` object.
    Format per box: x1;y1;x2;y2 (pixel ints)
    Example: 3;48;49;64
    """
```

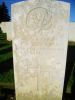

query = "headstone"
69;22;75;42
12;0;70;100
0;22;12;41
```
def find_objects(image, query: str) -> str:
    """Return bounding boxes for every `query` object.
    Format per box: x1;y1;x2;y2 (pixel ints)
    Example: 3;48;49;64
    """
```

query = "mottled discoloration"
12;0;70;100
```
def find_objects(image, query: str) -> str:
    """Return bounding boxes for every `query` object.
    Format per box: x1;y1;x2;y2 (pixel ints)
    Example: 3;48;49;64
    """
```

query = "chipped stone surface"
12;0;70;100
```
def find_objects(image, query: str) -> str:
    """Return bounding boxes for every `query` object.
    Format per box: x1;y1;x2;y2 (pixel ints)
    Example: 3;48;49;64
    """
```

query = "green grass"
0;28;14;84
0;52;12;63
0;44;12;51
0;69;14;83
66;66;74;93
0;41;12;44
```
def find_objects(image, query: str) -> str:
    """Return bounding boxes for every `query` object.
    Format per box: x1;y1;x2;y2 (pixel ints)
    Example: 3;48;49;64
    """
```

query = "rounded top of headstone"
12;0;70;8
28;0;69;2
28;0;55;3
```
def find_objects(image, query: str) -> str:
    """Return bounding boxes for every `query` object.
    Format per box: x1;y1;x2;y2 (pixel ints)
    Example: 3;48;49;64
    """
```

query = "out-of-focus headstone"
69;23;75;42
0;22;12;41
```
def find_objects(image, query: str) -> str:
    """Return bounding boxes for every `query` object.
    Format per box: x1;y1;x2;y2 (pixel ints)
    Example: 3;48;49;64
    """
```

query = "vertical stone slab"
0;22;12;41
69;22;75;42
12;0;70;100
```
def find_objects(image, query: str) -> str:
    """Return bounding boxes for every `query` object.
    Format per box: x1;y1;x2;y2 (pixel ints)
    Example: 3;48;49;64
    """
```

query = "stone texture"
69;22;75;42
12;0;70;100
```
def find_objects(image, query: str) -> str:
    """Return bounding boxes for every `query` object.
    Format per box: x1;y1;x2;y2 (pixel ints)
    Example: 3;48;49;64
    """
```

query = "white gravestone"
69;22;75;42
12;0;70;100
0;22;12;41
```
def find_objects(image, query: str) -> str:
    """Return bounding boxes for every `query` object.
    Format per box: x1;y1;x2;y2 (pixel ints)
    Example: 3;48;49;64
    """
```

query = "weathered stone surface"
12;0;70;100
69;22;75;42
